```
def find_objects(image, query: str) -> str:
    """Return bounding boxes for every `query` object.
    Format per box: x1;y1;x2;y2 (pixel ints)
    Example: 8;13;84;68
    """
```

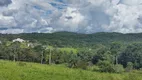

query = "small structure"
12;38;25;43
27;43;34;47
0;41;2;44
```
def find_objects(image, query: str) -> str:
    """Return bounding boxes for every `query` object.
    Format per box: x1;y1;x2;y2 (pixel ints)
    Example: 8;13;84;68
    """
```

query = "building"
12;38;25;43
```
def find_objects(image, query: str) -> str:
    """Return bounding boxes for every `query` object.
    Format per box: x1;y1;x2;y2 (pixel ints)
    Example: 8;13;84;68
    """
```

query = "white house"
12;38;25;43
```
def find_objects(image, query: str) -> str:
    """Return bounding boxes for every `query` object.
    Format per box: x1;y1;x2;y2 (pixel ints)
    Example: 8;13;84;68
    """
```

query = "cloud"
120;0;142;5
0;0;12;6
0;29;23;34
0;0;142;34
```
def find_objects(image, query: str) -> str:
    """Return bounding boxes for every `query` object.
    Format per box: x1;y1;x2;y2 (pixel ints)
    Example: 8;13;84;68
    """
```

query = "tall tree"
110;42;122;64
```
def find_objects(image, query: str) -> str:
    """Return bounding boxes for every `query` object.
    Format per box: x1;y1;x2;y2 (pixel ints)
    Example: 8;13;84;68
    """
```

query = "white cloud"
0;14;16;27
56;7;84;32
120;0;142;5
0;29;24;34
0;0;142;34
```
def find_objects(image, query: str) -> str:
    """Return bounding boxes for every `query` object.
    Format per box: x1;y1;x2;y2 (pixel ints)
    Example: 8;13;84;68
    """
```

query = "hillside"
1;32;142;47
0;60;142;80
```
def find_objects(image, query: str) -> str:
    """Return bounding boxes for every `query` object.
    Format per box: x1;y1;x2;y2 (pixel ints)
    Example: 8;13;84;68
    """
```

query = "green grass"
0;60;142;80
59;48;78;54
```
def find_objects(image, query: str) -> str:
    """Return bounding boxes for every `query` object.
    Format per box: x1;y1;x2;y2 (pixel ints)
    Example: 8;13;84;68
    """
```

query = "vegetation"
1;32;142;79
0;60;142;80
1;31;142;48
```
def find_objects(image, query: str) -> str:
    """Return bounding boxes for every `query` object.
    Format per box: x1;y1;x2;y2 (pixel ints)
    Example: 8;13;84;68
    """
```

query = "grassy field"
0;60;142;80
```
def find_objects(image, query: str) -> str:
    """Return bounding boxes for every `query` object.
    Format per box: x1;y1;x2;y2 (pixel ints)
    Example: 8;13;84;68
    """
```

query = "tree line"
0;41;142;73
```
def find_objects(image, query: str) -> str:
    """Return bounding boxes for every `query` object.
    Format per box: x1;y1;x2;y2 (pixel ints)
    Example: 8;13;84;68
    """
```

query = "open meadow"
0;60;142;80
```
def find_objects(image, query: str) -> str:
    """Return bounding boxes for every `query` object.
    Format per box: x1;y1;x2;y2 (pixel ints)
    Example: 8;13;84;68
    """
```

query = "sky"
0;0;142;34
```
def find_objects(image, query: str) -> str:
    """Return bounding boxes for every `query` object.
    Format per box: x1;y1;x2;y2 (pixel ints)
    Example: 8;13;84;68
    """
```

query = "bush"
113;64;124;73
97;60;114;72
126;62;133;72
67;54;79;68
87;65;100;72
76;60;88;70
67;53;89;70
140;68;142;71
68;59;88;70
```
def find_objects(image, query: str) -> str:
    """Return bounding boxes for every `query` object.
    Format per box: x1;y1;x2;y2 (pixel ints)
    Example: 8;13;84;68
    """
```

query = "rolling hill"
0;32;142;47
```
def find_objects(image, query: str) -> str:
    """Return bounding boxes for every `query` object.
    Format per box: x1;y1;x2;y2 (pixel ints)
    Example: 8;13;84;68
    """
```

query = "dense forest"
1;31;142;47
1;31;142;73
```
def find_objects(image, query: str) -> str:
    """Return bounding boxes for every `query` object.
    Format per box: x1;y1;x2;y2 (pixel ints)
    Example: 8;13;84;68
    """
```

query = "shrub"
97;60;114;72
140;68;142;71
126;62;133;72
113;64;124;73
87;65;100;72
68;59;88;70
76;60;88;70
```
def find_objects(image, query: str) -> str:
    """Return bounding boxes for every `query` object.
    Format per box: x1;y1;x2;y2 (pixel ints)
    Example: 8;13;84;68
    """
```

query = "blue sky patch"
49;2;67;9
33;6;41;10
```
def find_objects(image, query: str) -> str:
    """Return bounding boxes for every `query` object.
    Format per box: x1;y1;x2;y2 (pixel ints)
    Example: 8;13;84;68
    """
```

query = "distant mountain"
0;32;142;47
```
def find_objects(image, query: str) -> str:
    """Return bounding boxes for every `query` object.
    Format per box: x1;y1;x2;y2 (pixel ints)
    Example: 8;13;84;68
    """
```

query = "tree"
92;46;111;64
9;42;22;62
0;44;5;59
48;48;52;64
45;46;53;65
68;53;79;68
34;45;46;64
119;43;142;69
110;42;122;64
